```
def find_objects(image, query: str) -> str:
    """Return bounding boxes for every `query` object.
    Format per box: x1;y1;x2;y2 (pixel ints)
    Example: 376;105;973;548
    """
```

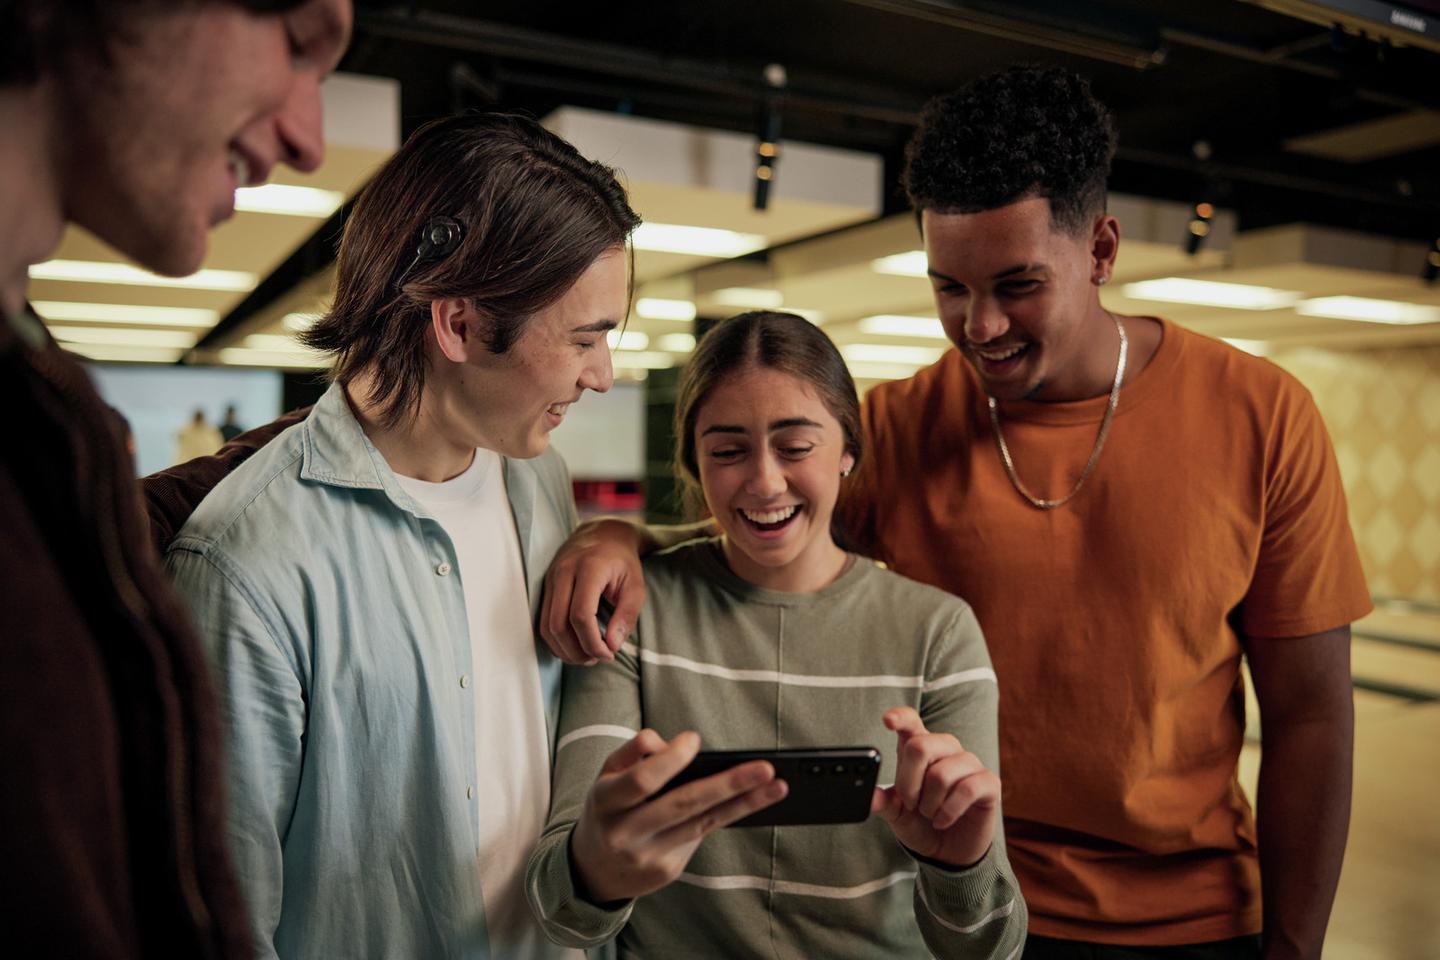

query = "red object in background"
573;479;644;517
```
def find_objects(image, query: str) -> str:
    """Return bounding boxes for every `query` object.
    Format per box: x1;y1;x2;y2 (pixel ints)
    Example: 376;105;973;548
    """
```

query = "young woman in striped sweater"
527;311;1027;958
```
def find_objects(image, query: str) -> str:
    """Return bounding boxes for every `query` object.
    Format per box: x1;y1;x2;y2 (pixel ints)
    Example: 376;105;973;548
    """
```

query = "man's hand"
541;518;647;665
570;730;788;904
872;707;998;870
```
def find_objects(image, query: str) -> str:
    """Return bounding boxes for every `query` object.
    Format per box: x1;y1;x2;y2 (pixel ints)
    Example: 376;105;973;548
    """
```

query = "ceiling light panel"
858;315;947;339
607;330;650;351
30;259;257;291
1295;296;1440;325
61;343;186;364
632;223;767;258
47;326;198;348
234;183;346;218
32;301;219;328
1122;278;1300;310
870;251;929;278
710;287;785;308
635;298;697;321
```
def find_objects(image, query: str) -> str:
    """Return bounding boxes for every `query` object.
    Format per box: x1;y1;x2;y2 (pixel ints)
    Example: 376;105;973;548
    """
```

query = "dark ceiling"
339;0;1440;240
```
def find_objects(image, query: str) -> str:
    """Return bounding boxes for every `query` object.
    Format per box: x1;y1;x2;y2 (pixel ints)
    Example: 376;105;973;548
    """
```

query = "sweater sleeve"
912;603;1028;958
525;631;645;948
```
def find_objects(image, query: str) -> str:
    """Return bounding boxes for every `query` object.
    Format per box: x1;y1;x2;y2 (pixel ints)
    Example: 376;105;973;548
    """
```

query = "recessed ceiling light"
31;301;218;328
710;287;784;308
1122;278;1300;310
858;315;947;339
635;298;698;322
841;343;946;365
47;326;198;348
632;223;766;258
30;259;257;291
1296;296;1440;325
655;333;696;353
870;251;929;278
607;330;650;351
234;183;346;218
61;342;186;364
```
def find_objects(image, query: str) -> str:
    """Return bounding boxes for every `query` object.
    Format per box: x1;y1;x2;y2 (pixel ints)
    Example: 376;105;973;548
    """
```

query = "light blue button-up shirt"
166;382;577;960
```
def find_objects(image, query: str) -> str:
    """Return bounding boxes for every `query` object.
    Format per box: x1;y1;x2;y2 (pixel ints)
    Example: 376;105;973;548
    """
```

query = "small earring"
1094;275;1109;286
840;467;852;478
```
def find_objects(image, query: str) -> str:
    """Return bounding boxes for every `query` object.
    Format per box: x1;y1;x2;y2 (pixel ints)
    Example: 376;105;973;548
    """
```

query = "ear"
840;451;856;478
429;297;478;363
1089;213;1121;285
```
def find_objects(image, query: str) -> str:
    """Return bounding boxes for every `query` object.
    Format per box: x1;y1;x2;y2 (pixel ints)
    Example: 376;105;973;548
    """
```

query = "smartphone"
657;746;881;828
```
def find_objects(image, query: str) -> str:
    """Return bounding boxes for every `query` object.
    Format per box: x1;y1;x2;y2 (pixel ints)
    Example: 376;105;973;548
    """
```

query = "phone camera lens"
807;763;824;776
832;763;846;775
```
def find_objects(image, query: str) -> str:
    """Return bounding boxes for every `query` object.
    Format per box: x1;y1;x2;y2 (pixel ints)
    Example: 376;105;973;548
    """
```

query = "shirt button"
467;786;474;800
459;675;470;688
436;561;452;576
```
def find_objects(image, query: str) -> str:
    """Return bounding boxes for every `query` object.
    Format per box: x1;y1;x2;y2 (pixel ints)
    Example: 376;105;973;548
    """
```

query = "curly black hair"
903;65;1118;235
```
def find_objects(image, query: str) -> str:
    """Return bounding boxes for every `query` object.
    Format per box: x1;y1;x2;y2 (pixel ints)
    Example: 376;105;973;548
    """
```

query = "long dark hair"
673;311;863;520
302;111;641;427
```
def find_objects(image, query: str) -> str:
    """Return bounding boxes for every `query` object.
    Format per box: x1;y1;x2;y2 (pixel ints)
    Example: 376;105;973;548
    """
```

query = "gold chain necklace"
987;314;1128;510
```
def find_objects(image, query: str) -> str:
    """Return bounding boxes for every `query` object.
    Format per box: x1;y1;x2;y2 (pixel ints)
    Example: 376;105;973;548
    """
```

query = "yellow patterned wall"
1268;344;1440;604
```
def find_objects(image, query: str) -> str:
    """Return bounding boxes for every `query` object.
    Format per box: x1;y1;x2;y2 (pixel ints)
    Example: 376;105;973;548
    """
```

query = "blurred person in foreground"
0;0;350;956
161;112;750;960
539;67;1369;960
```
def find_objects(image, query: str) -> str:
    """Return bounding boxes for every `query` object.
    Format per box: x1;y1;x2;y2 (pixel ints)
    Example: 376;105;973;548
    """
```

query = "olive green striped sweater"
526;539;1026;959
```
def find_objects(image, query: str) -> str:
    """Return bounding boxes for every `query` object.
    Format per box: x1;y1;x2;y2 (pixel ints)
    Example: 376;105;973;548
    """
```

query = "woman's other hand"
872;707;999;870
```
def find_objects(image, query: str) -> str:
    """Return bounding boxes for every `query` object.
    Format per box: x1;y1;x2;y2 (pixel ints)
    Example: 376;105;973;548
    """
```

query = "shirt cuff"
913;843;1007;911
530;832;634;947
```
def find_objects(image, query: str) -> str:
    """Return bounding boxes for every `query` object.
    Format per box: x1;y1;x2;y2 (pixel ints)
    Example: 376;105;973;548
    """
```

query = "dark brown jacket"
1;311;254;960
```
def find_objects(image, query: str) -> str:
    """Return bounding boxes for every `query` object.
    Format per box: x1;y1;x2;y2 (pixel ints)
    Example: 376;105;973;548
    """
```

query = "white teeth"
976;343;1026;361
547;403;568;416
741;505;798;525
228;148;251;188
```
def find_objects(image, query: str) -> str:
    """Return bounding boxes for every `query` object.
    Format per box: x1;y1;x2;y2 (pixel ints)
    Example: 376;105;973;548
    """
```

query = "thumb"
604;577;645;653
871;786;902;824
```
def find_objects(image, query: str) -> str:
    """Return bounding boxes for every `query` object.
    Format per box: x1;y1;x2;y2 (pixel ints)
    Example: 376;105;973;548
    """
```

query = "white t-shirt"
396;450;579;960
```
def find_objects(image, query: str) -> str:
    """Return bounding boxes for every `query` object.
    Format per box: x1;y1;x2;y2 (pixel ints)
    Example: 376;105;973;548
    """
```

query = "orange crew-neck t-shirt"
840;318;1371;945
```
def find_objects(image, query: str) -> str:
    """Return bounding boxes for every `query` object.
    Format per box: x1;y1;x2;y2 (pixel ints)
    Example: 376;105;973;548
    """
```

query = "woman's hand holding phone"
570;729;789;904
871;707;999;870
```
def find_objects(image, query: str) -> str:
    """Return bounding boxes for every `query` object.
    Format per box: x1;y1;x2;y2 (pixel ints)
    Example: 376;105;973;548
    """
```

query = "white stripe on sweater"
677;869;916;900
556;724;638;753
621;643;996;692
915;877;1016;935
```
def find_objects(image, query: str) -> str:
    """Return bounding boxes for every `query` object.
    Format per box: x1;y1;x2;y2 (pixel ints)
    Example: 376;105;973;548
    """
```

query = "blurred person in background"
177;407;225;463
0;1;350;957
220;403;245;442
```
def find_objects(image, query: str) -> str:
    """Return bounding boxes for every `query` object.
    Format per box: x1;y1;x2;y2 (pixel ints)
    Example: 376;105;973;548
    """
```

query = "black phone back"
659;746;881;828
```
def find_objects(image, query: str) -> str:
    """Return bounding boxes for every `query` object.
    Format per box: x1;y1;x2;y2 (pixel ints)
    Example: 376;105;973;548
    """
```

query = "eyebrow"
700;417;823;437
927;263;1046;283
571;319;619;334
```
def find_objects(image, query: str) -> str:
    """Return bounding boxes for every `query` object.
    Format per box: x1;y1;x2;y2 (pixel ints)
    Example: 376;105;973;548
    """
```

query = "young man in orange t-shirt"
539;66;1369;960
835;67;1370;958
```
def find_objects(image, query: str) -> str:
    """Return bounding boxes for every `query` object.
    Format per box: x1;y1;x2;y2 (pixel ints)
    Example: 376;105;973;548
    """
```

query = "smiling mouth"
739;505;801;532
971;341;1030;362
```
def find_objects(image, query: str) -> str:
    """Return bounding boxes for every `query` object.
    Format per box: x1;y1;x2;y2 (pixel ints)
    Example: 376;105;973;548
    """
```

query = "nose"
581;343;614;394
744;451;787;499
275;77;326;174
964;296;1010;345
